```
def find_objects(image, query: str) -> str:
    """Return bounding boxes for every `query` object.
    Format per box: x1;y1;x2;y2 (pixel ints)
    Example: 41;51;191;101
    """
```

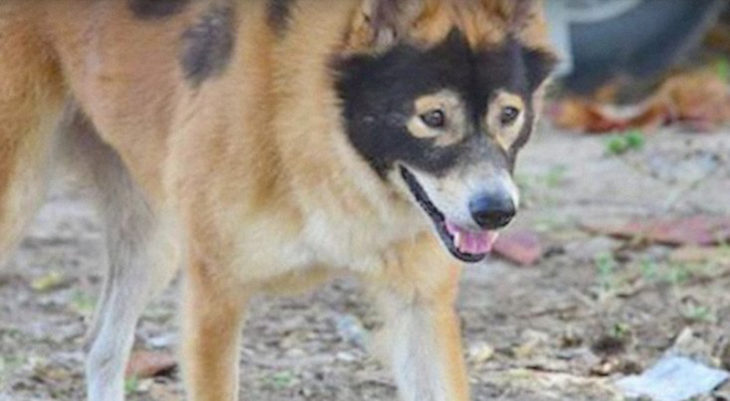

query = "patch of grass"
605;130;645;155
611;322;632;340
0;327;23;341
638;258;659;282
606;136;629;155
625;130;645;149
69;290;96;316
665;263;692;286
544;165;568;188
514;165;570;208
716;58;730;82
0;355;10;387
682;305;716;324
264;370;297;390
595;252;618;291
124;376;140;395
514;173;532;193
516;165;569;192
661;261;717;287
0;354;29;388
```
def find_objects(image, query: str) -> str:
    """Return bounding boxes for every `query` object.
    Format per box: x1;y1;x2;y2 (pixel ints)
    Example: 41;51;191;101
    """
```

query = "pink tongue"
445;221;499;255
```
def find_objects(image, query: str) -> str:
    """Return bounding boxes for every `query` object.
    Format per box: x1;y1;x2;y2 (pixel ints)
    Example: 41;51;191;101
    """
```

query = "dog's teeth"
453;232;462;249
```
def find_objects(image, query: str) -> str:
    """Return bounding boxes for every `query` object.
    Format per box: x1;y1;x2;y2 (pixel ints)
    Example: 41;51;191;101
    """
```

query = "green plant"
716;58;730;82
69;290;96;316
605;130;645;155
124;376;139;395
682;305;716;324
638;258;658;281
266;370;296;390
606;136;628;155
595;252;618;291
624;130;645;149
544;165;568;188
665;263;692;286
611;322;632;339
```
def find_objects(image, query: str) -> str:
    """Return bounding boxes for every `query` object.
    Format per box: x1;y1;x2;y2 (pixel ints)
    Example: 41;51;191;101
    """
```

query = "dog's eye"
420;109;446;129
500;106;520;126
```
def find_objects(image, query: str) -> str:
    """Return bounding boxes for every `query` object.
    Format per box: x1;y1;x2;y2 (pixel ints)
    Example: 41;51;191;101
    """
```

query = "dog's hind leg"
0;6;64;266
360;235;470;401
61;110;180;401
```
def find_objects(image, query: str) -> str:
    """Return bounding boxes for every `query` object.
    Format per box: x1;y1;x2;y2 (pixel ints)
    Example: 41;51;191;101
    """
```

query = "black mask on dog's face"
334;29;555;262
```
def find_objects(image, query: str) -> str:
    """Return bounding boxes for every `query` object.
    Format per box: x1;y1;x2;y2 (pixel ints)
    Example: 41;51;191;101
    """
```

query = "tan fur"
0;3;64;260
488;90;528;150
408;90;468;146
346;0;551;52
0;1;551;400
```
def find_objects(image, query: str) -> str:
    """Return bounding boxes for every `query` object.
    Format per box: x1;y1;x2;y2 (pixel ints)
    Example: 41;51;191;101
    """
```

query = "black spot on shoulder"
267;0;296;34
180;5;236;88
128;0;189;19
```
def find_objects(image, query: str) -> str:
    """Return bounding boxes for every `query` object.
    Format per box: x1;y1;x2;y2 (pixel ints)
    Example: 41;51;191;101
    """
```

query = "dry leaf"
584;216;730;247
126;350;177;379
30;271;66;292
551;70;730;134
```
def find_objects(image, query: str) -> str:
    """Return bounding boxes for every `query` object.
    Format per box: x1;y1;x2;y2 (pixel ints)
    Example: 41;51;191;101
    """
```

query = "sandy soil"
1;124;729;401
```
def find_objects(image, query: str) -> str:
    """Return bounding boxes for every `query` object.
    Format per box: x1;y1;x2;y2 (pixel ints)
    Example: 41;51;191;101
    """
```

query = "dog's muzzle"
400;166;506;263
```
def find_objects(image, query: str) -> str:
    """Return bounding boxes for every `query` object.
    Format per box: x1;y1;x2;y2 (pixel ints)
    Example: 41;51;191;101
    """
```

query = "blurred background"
2;1;730;400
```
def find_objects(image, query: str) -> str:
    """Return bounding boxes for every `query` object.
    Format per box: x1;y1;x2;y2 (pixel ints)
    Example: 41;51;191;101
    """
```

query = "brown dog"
0;0;554;400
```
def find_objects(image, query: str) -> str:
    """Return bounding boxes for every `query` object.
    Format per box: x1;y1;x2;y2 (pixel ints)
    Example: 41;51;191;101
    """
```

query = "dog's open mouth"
400;167;499;263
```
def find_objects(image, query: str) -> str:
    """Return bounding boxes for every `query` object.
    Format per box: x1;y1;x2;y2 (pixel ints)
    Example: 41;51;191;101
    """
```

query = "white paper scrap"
616;356;729;401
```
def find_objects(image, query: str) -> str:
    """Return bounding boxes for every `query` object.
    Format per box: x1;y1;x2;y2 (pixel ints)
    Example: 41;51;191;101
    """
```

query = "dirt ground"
1;123;729;401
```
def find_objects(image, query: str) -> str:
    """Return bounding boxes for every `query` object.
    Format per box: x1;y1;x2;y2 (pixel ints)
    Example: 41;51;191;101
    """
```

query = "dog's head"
335;0;556;262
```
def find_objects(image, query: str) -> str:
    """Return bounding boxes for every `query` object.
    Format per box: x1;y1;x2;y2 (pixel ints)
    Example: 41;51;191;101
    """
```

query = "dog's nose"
469;193;516;230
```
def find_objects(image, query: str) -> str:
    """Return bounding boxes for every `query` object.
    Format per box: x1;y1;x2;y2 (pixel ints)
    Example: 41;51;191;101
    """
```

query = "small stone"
560;326;584;348
146;333;178;349
668;327;714;365
336;352;356;362
591;357;622;376
714;381;730;400
285;348;306;358
335;315;369;349
513;330;549;359
468;342;495;364
136;378;154;393
720;341;730;371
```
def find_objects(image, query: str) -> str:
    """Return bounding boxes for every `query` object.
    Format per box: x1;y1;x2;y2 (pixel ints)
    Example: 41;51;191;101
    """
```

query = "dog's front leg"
362;235;470;401
182;257;247;401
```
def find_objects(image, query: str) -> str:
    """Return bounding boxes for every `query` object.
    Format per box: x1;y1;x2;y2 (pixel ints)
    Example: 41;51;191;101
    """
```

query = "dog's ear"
509;0;541;32
346;0;425;50
503;0;553;52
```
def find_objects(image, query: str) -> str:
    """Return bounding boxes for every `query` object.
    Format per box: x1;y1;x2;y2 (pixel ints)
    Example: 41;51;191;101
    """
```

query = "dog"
0;0;555;400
